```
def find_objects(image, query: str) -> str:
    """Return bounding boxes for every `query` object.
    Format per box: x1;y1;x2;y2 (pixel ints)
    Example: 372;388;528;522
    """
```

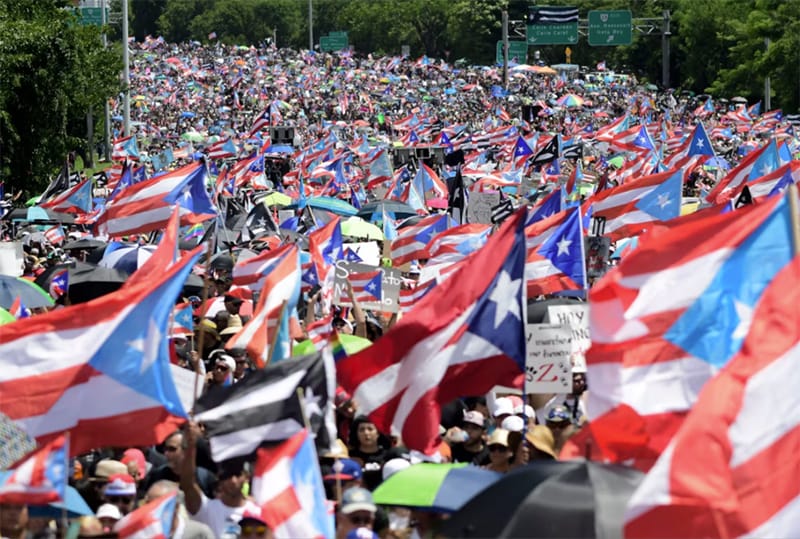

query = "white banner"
525;323;574;394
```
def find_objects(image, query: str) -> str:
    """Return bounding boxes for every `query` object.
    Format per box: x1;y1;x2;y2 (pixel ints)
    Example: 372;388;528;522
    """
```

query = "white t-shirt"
190;493;261;537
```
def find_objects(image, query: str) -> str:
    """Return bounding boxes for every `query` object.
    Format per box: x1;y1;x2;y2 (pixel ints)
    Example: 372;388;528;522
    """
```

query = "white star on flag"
731;300;754;340
556;237;572;256
657;193;672;209
487;271;521;329
126;318;164;374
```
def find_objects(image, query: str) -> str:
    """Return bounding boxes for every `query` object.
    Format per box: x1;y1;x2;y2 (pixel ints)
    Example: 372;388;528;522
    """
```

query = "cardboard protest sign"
0;242;24;277
546;304;589;372
333;261;402;313
525;324;574;394
467;191;500;224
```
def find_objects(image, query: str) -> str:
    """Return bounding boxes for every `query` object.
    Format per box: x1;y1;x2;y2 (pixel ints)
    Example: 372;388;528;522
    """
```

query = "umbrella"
293;333;372;356
356;200;420;220
288;196;358;216
257;191;293;207
98;245;157;274
181;130;205;143
556;94;585;108
2;207;75;224
372;463;501;513
397;215;425;229
266;144;295;154
0;307;15;324
341;216;383;240
67;266;129;304
0;276;54;309
27;484;93;518
63;237;107;250
442;461;644;538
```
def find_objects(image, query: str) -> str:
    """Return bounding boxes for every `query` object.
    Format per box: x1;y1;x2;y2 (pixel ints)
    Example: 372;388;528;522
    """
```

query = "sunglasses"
488;444;508;452
241;525;268;535
349;514;374;526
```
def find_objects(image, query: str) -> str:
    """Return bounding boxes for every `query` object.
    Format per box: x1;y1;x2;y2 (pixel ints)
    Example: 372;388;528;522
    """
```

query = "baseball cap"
323;458;362;482
492;397;514;417
546;405;571;423
501;415;525;433
239;510;268;527
103;474;136;496
462;410;485;428
340;487;377;515
513;404;535;418
96;503;122;521
382;458;411;481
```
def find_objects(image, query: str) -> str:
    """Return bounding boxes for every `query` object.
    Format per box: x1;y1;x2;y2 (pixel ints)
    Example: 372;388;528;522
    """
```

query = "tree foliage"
0;0;122;193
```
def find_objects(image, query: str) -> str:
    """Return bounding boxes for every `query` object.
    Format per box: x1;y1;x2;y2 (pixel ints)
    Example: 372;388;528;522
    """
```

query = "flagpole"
789;184;800;255
191;233;216;411
61;432;70;532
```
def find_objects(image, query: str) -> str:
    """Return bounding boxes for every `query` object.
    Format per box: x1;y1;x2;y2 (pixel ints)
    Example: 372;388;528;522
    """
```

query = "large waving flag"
527;187;564;224
40;178;93;214
114;492;177;539
625;255;800;538
233;243;297;291
0;435;68;505
97;162;216;237
425;223;491;266
338;210;528;454
251;429;335;539
524;207;586;297
391;214;451;266
411;162;448;199
226;245;301;367
567;195;793;471
585;168;685;240
704;141;771;203
0;246;203;455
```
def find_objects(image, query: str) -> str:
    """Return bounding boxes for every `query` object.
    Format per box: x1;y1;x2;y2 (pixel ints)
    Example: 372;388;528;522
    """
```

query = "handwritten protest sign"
333;261;402;312
525;324;574;393
467;191;500;224
546;304;589;372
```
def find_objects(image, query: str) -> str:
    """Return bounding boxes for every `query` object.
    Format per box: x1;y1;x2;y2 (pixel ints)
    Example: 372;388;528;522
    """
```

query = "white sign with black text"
525;323;574;394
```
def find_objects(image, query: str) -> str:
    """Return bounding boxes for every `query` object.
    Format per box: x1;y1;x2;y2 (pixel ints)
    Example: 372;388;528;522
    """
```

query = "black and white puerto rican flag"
193;350;338;464
528;6;580;25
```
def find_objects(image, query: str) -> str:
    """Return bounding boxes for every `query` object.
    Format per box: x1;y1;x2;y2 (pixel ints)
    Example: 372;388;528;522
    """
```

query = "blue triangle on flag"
634;171;682;221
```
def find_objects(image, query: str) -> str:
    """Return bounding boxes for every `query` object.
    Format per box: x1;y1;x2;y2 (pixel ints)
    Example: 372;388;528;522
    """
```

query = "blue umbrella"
181;111;196;119
0;275;55;310
266;144;295;154
287;196;358;216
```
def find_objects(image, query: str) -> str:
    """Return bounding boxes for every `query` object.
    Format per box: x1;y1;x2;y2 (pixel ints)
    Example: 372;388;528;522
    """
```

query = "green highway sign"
329;31;348;38
320;34;349;52
77;7;108;26
588;10;633;46
527;21;578;45
496;40;528;65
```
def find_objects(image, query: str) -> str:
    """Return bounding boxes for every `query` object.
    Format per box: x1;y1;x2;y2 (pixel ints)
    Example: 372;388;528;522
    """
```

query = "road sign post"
496;40;528;65
588;10;633;46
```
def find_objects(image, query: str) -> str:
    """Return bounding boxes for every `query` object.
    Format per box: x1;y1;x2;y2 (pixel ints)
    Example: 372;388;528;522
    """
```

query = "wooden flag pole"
788;184;800;255
191;234;216;413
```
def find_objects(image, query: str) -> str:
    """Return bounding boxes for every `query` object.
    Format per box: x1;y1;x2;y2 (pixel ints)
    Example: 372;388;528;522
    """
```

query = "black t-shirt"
349;447;388;491
450;443;488;466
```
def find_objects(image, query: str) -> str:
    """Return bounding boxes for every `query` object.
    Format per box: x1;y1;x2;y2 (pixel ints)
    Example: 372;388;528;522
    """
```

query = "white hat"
513;404;535;418
382;458;411;481
96;503;122;521
492;397;514;417
501;415;525;433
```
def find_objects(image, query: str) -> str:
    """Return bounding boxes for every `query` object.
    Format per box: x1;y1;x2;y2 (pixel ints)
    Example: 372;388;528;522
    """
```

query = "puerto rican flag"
251;429;335;539
114;492;177;539
112;136;140;162
425;224;491;266
0;246;203;456
524;206;586;297
49;269;69;300
338;210;528;454
171;302;194;335
625;254;800;538
0;435;68;505
206;138;237;160
348;270;383;303
233;243;297;291
565;195;794;471
40;179;93;214
226;246;301;367
391;214;451;266
584;167;686;241
44;226;65;245
9;297;30;319
96;162;217;237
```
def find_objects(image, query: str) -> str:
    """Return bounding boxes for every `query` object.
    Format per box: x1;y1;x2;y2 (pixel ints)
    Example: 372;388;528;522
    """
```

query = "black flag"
40;159;70;202
530;136;559;166
240;201;279;243
447;166;467;224
562;143;583;160
734;185;753;209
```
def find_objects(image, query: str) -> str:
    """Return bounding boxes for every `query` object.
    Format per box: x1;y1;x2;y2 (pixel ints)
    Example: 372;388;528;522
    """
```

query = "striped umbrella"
98;245;157;275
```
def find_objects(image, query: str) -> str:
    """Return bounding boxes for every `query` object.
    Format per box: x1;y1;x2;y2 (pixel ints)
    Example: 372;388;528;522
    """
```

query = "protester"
336;487;377;539
447;410;488;465
143;480;215;539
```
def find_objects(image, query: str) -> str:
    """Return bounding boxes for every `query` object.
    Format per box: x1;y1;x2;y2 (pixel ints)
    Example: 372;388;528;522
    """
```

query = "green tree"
0;0;122;194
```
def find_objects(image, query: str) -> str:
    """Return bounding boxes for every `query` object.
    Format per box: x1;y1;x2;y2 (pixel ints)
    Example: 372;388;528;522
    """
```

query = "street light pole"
122;0;130;137
101;0;111;160
502;10;509;90
308;0;314;51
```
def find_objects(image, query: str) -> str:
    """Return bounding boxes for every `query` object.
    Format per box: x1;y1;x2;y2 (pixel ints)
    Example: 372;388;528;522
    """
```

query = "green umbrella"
292;333;372;357
181;131;205;143
607;155;625;168
372;463;502;512
341;216;384;240
0;307;15;324
258;192;293;207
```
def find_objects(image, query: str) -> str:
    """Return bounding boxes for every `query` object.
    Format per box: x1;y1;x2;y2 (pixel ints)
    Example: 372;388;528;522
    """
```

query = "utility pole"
122;0;130;137
308;0;314;50
661;10;671;88
765;37;772;111
101;0;111;161
502;10;509;90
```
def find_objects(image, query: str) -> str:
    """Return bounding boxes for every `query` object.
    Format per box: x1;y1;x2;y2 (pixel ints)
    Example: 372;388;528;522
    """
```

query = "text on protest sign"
333;261;402;313
546;304;589;372
525;323;574;394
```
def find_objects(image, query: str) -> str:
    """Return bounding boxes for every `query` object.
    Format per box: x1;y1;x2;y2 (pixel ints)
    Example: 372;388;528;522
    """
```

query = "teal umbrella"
288;196;358;216
0;276;55;309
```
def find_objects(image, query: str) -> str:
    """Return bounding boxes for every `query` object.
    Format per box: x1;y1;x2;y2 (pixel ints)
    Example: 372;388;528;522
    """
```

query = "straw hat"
220;314;243;336
525;425;557;459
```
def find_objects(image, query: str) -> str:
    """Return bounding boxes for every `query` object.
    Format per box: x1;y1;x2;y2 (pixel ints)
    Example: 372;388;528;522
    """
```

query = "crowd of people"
0;36;795;539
